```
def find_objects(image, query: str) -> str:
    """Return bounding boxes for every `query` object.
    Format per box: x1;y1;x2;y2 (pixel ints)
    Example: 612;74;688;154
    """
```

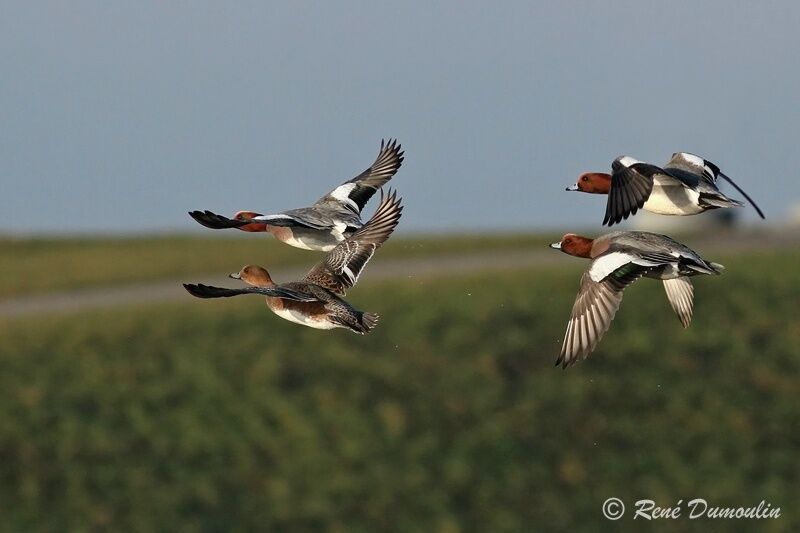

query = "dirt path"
2;230;797;319
0;250;570;319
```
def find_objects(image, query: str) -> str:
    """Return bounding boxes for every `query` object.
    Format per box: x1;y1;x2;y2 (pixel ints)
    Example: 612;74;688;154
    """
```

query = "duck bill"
565;183;579;191
229;272;242;280
549;242;562;249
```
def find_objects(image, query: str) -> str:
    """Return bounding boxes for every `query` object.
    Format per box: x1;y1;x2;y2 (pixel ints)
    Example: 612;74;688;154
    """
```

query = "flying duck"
189;139;404;251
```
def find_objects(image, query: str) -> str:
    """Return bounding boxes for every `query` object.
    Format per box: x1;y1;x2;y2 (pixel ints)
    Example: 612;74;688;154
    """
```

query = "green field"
1;244;797;531
0;233;554;297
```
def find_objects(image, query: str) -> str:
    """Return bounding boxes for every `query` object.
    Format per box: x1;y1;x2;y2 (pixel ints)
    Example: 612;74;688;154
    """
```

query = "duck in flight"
567;152;765;226
189;139;404;251
550;230;724;368
184;190;403;334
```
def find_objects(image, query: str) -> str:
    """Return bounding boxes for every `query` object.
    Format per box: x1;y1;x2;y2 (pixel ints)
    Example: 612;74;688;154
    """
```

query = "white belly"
643;181;703;215
281;232;341;251
271;306;338;330
281;235;322;251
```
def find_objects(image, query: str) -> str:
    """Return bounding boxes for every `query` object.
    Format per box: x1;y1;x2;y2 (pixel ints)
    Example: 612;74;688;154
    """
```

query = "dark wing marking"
189;210;250;229
315;139;404;213
303;189;403;295
183;283;319;301
557;263;647;368
603;160;662;226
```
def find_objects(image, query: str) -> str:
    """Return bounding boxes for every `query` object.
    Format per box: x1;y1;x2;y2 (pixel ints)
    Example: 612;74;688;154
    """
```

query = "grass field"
1;244;797;531
0;232;555;297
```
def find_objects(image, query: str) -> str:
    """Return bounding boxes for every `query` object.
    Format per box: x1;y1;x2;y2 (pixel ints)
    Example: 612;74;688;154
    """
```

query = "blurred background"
1;1;798;531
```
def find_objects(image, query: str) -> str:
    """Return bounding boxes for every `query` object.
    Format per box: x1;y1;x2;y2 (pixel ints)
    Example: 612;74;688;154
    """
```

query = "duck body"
550;230;723;367
265;281;377;333
184;190;403;334
639;173;705;216
189;139;403;251
568;152;764;225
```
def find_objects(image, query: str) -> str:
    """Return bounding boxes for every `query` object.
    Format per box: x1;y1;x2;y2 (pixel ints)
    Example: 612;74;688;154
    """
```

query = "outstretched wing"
183;283;319;301
303;189;403;295
604;156;663;226
557;262;648;368
315;139;404;214
665;152;765;219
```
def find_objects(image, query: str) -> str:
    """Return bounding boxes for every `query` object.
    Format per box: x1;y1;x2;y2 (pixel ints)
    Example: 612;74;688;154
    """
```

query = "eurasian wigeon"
184;190;403;334
550;231;724;367
567;153;764;226
189;139;404;251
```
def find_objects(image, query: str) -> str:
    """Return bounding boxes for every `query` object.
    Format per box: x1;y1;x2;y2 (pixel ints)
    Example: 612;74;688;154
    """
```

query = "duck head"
550;233;594;258
230;265;274;287
566;172;612;194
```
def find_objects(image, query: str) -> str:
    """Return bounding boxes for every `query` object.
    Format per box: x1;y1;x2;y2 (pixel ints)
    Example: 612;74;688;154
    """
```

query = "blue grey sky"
2;1;799;234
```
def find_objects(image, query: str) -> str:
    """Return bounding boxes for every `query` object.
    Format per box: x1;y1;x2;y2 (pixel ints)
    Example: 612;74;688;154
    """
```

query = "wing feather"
556;264;646;368
603;158;661;226
316;139;404;213
303;189;403;295
183;283;318;302
662;277;694;328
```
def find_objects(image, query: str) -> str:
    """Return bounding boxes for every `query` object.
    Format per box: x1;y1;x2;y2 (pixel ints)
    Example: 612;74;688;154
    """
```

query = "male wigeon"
550;231;724;367
184;190;403;333
189;139;404;251
567;153;764;226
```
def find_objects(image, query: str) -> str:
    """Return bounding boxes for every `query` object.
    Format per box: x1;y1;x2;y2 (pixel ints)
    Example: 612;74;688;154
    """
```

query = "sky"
2;1;799;234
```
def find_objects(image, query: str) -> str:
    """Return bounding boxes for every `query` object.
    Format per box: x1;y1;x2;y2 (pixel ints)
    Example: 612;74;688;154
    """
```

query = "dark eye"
582;176;589;182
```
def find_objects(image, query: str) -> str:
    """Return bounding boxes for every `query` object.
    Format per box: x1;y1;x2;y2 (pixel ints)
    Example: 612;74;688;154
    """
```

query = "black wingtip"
718;172;765;219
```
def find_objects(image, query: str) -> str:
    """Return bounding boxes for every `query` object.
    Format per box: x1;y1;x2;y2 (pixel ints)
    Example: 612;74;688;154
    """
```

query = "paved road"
2;230;797;319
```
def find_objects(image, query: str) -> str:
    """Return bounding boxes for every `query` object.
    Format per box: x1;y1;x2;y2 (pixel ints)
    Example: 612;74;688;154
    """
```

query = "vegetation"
0;248;797;531
0;232;555;297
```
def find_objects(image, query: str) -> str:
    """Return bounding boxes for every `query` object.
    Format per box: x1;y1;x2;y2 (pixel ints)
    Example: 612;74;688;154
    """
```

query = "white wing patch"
674;152;717;180
329;183;360;211
588;252;635;282
676;152;705;167
617;156;641;167
589;251;673;282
